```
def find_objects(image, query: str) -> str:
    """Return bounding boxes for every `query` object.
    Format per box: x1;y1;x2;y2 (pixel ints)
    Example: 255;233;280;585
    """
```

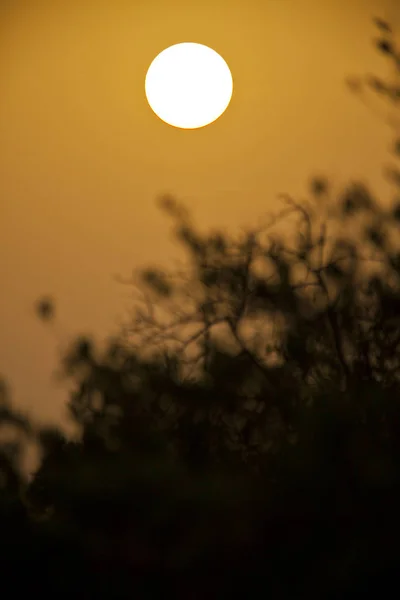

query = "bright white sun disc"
145;43;233;129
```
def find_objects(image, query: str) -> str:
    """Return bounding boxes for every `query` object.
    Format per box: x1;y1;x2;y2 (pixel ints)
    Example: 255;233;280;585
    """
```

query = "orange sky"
0;0;399;429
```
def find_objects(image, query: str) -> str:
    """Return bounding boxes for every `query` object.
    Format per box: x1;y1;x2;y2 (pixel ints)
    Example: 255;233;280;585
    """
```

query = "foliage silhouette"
1;15;400;599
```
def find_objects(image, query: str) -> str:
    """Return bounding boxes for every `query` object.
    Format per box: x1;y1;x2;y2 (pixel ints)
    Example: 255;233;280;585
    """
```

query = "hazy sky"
0;0;399;428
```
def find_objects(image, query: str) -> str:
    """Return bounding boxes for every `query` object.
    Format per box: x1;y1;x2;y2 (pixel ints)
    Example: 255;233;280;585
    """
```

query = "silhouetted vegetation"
2;17;400;599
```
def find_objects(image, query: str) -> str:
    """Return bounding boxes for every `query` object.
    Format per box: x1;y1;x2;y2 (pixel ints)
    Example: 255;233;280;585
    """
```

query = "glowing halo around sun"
145;43;233;129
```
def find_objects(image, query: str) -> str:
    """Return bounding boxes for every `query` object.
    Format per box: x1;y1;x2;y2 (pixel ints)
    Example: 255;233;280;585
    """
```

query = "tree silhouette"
1;15;400;599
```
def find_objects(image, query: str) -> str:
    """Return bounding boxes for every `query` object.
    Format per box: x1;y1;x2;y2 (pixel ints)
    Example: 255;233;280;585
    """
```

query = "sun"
145;43;233;129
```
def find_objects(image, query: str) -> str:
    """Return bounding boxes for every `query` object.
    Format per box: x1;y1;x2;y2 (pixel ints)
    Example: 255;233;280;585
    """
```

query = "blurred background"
0;0;399;429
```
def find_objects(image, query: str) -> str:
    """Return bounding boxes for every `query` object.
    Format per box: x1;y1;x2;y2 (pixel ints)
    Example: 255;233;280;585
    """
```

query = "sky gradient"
0;0;399;428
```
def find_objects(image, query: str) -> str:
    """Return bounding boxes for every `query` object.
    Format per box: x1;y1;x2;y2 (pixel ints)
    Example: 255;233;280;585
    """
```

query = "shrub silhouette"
1;15;400;599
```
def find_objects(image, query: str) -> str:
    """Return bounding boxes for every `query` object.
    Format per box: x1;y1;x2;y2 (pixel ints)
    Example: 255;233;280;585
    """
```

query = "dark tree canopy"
1;16;400;600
